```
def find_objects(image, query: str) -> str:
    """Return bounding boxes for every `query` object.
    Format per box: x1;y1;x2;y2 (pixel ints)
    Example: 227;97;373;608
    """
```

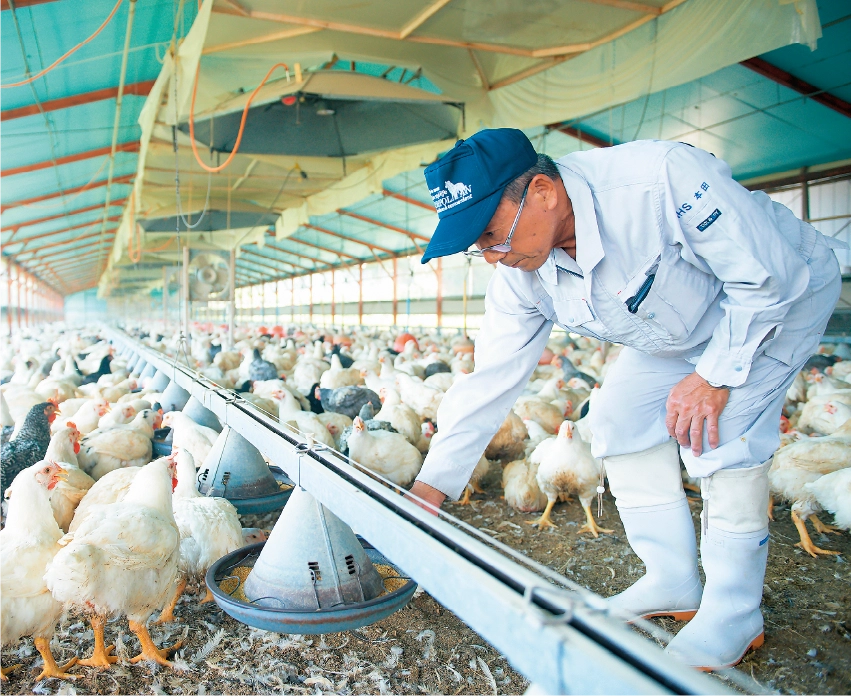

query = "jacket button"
568;317;574;323
735;366;742;371
647;312;655;319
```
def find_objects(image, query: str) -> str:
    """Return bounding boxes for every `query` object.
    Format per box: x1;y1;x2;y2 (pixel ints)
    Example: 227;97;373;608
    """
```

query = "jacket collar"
555;162;605;275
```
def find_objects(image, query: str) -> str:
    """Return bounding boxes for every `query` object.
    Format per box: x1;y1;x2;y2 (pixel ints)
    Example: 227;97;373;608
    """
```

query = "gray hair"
501;153;561;204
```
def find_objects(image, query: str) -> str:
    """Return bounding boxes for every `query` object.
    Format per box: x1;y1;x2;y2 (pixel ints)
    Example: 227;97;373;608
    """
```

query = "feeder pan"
207;490;416;634
160;381;191;412
197;426;291;514
139;363;157;381
182;396;222;432
149;370;171;393
152;427;173;458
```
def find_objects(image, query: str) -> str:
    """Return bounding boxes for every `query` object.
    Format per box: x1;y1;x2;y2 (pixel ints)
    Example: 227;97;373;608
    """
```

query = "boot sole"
694;632;765;672
638;609;698;622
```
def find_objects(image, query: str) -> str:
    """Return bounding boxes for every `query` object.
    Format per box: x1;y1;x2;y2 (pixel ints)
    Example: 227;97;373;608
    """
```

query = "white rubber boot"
665;461;771;670
604;439;702;622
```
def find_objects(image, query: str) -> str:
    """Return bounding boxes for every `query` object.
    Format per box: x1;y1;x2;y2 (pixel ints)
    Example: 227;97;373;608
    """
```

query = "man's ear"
531;173;559;212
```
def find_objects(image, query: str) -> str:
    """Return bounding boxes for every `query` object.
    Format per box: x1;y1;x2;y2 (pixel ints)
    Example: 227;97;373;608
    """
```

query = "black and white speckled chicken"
249;348;278;382
1;401;58;494
315;385;381;420
1;391;14;447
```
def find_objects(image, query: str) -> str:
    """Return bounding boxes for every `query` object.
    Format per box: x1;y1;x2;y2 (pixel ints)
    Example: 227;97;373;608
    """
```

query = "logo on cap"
430;179;472;216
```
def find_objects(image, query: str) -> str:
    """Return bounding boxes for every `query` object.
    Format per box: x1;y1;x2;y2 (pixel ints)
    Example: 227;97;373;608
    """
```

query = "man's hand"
665;372;729;457
407;481;446;516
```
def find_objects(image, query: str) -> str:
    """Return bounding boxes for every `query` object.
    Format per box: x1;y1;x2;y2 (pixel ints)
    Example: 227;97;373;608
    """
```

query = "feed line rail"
107;327;730;696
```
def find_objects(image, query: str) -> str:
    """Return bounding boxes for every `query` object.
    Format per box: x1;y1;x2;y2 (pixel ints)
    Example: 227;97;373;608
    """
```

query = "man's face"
474;174;560;272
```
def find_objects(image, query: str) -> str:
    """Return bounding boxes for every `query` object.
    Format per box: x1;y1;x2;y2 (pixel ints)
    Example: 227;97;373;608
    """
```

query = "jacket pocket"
634;250;720;343
552;298;595;327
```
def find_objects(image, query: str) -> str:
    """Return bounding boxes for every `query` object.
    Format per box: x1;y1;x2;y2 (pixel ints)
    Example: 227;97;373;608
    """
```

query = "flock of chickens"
1;320;849;683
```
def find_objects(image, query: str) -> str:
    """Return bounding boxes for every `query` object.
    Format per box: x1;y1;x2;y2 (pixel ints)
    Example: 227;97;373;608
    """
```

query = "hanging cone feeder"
160;380;191;412
149;370;171;393
126;353;140;372
139;362;157;381
197;425;292;514
207;487;416;634
183;396;222;432
131;360;147;378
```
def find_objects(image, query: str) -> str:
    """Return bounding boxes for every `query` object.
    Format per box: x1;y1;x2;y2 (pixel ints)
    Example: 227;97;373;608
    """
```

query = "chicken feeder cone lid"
160;380;191;413
182;396;222;433
149;370;171;393
242;486;384;611
197;425;290;514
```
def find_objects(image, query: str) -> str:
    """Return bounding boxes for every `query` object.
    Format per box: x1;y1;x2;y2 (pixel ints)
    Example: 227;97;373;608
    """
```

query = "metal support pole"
182;244;190;340
801;167;810;222
392;257;398;327
358;263;363;326
275;279;280;326
228;249;235;348
309;273;313;325
291;277;295;323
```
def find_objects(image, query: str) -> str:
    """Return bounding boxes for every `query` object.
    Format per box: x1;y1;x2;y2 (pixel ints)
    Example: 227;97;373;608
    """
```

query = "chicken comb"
47;397;59;407
66;421;77;430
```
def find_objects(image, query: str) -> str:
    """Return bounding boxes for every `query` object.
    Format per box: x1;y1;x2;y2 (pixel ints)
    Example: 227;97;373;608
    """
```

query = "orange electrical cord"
188;61;289;173
1;0;124;89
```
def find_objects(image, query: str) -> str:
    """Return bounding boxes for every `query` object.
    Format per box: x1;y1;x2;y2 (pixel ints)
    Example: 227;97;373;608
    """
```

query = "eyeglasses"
464;183;529;258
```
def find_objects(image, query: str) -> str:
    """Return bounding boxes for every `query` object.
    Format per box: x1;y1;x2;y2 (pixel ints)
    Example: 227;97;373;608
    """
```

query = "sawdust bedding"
1;509;527;695
5;479;849;695
450;470;851;696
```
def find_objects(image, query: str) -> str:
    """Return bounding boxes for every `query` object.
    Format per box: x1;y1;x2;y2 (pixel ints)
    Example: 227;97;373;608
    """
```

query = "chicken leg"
767;494;774;522
33;637;78;681
1;664;21;680
76;615;118;669
811;514;839;535
199;582;214;604
155;578;187;624
128;620;183;667
578;501;614;539
526;498;557;529
791;510;839;558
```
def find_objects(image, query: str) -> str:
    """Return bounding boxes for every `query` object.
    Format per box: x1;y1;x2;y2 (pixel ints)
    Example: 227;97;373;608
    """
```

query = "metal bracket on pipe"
107;328;730;696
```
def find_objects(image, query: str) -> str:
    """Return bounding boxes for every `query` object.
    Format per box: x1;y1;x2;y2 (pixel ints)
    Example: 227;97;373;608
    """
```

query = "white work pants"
589;233;841;478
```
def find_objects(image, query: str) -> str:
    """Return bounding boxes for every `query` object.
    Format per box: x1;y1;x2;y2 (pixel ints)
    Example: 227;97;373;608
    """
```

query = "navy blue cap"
421;129;537;264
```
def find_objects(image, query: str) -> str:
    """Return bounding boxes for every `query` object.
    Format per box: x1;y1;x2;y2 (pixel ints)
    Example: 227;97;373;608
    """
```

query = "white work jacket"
417;140;835;500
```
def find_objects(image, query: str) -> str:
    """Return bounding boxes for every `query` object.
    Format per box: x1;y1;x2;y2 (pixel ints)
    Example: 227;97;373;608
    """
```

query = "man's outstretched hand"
665;372;729;457
407;481;446;516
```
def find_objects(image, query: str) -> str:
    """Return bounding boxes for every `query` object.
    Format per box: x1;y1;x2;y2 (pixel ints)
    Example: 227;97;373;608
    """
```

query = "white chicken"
276;389;336;447
528;421;613;537
374;387;421;445
320;354;363;389
68;465;144;533
459;455;490;505
396;373;443;421
768;418;851;557
52;398;109;435
45;456;182;668
156;449;244;623
44;425;96;532
797;398;851;435
161;411;219;468
347;416;422;487
804;467;851;531
502;458;548;513
77;409;159;480
97;402;137;429
1;462;77;681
